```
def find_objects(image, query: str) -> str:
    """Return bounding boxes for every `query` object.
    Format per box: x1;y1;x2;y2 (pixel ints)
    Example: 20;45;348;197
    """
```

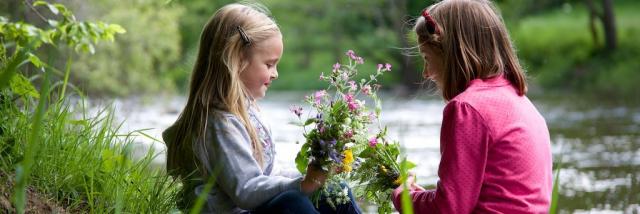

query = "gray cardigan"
163;106;302;213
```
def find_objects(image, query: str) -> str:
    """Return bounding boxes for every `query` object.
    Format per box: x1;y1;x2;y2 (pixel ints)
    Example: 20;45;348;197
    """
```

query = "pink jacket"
392;75;553;213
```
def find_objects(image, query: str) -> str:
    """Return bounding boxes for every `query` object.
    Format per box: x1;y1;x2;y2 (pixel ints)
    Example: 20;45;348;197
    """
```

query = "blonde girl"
163;3;361;214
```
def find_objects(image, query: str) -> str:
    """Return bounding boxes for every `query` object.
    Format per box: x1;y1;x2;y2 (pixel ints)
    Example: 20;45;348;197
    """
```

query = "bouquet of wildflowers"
291;50;408;213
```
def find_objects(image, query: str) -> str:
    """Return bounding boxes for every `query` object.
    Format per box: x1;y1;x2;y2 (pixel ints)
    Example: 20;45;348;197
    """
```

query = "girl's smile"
241;33;283;100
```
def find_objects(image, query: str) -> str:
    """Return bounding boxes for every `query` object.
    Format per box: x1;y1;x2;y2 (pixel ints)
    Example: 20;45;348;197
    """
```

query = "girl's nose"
271;70;279;80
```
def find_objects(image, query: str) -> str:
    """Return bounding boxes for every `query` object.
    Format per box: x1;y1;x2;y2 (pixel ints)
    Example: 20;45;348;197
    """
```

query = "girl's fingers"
411;182;426;191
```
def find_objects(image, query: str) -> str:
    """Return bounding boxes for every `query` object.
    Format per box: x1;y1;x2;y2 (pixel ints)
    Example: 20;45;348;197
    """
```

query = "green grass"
0;90;180;212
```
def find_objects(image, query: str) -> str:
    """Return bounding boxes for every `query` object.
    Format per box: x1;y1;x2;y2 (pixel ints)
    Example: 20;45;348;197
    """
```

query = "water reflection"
109;92;640;213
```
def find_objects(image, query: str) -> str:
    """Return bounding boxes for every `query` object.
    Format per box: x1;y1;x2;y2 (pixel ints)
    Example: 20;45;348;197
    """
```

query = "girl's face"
420;44;444;87
241;33;283;100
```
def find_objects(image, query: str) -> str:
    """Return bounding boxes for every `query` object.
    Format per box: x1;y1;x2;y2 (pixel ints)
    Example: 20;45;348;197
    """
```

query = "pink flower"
384;63;392;72
368;112;376;122
346;50;364;64
368;137;378;147
319;72;325;80
314;90;326;105
346;50;356;59
348;101;359;111
341;72;349;81
377;64;383;71
343;93;359;111
361;85;371;95
344;130;353;139
289;105;303;117
348;81;356;91
333;63;341;72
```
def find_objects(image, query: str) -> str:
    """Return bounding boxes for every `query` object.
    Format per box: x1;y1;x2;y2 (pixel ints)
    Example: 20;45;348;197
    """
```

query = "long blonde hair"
167;3;279;177
415;0;527;101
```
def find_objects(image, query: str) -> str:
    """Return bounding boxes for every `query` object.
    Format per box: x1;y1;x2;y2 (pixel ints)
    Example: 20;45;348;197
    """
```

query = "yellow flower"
393;177;403;186
342;149;354;165
343;165;353;172
380;165;388;174
342;149;354;172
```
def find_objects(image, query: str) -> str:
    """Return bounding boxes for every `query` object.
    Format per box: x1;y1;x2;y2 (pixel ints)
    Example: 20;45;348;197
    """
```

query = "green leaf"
295;143;310;173
550;156;563;214
399;157;415;214
32;1;48;7
358;146;375;158
43;3;60;15
10;74;40;99
27;53;43;68
108;24;126;34
53;3;69;16
401;159;416;171
303;118;316;126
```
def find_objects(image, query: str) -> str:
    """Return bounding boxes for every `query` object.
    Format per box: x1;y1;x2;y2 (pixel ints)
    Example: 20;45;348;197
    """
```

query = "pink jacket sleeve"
392;100;491;214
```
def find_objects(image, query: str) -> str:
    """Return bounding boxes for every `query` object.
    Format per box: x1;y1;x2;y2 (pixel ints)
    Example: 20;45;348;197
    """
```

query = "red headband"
422;9;439;34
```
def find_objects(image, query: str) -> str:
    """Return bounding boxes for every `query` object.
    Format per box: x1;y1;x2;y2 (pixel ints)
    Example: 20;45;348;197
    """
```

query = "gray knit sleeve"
196;113;302;210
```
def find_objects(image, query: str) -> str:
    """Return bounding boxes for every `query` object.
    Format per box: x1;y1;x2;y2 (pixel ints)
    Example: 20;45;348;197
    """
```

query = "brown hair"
167;3;279;178
415;0;527;101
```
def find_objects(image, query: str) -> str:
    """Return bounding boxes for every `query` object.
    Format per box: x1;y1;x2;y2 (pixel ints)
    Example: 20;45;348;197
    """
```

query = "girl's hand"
301;164;328;194
406;172;425;191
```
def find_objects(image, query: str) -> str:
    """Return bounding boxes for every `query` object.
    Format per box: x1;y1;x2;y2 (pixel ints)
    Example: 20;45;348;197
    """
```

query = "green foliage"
511;1;640;98
0;1;125;89
0;93;180;212
1;1;180;212
9;73;39;99
1;1;127;212
263;0;404;90
399;157;416;214
69;0;184;96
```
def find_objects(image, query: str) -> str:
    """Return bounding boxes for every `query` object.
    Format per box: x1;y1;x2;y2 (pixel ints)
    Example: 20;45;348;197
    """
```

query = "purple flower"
356;56;364;64
319;72;325;80
289;105;303;117
369;137;378;147
333;63;341;72
328;148;341;164
377;64;383;71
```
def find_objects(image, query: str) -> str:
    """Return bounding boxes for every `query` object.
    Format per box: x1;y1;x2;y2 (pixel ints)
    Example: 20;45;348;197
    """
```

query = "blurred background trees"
2;0;638;99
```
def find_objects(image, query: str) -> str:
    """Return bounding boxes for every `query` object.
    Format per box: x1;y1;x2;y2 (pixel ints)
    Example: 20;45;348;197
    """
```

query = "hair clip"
236;26;252;46
422;9;439;34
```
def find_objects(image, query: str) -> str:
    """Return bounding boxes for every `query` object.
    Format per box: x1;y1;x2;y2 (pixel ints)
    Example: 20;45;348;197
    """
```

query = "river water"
106;92;640;213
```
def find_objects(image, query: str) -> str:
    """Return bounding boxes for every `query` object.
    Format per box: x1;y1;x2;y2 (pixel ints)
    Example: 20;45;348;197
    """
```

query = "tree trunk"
584;0;617;52
601;0;617;51
585;0;600;46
